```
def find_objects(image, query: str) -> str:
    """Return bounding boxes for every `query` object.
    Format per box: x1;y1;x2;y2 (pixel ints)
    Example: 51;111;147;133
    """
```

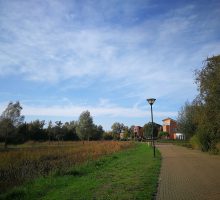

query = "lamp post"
147;98;156;157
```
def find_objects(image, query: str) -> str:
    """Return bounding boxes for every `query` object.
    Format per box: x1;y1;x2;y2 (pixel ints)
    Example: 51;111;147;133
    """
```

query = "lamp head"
147;98;156;105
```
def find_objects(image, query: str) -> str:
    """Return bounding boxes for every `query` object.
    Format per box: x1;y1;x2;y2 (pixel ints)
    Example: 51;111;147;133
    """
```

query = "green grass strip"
0;143;161;200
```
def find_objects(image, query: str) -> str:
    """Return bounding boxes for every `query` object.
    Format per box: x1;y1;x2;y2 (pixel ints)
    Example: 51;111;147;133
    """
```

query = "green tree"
177;101;198;139
103;131;113;140
47;120;53;141
143;122;160;139
194;55;220;151
0;101;24;148
62;121;79;141
122;126;130;140
129;125;135;139
28;120;46;141
111;122;125;140
76;110;94;142
143;123;151;138
91;124;104;140
54;121;64;141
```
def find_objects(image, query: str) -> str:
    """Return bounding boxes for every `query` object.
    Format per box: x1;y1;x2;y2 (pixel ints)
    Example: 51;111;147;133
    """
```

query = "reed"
0;141;133;193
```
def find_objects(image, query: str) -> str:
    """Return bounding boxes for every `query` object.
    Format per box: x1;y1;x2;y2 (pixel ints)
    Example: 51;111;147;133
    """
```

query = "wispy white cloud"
0;101;176;119
0;0;219;128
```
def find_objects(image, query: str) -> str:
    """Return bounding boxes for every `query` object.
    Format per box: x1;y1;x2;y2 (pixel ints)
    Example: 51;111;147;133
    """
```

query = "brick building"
162;118;177;139
133;126;144;139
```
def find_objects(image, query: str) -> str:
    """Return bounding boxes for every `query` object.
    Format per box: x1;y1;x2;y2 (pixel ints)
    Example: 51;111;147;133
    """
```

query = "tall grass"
0;141;133;193
1;143;161;200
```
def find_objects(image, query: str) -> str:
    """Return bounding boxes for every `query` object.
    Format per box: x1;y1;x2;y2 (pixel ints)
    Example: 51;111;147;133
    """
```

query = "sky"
0;0;220;130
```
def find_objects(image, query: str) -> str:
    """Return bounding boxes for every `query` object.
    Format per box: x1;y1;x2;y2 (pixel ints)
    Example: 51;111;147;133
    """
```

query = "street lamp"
147;98;156;157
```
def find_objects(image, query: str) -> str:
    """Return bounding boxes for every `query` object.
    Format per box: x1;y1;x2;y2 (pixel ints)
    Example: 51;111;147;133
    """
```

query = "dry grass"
0;141;133;193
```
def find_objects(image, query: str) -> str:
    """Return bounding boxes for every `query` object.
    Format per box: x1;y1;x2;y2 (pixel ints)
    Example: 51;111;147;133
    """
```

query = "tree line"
0;106;105;148
108;122;161;140
177;55;220;153
0;101;162;148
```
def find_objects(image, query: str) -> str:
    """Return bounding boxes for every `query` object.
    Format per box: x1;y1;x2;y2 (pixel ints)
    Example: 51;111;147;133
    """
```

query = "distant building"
120;131;126;139
133;126;143;139
162;118;177;139
175;133;185;140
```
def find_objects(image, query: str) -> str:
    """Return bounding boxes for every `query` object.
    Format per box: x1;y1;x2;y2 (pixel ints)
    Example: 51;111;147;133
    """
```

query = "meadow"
0;142;161;200
0;141;132;193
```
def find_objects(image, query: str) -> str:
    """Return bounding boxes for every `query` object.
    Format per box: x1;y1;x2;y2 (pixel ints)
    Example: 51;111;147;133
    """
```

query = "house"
133;126;144;139
162;118;177;139
175;133;185;140
119;131;126;139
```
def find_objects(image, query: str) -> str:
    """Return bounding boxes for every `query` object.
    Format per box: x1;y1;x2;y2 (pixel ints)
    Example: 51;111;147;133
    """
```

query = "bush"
158;131;169;139
216;142;220;152
103;132;113;140
195;128;219;153
190;134;201;149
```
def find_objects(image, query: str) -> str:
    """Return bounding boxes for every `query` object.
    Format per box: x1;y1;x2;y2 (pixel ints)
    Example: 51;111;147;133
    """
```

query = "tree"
143;123;151;138
177;101;198;140
16;122;29;143
76;110;94;142
103;131;113;140
122;126;130;140
111;122;125;139
0;101;24;148
194;55;220;151
111;122;125;134
28;120;46;141
47;121;53;141
143;122;160;139
129;125;135;139
91;124;104;140
62;121;79;141
54;121;64;141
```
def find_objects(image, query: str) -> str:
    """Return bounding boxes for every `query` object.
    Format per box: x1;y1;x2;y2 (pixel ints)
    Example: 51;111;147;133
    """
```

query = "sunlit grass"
0;141;133;193
0;143;161;200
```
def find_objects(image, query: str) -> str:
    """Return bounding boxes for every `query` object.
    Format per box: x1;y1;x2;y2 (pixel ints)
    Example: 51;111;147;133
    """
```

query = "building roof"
134;126;142;128
162;117;176;122
147;122;162;127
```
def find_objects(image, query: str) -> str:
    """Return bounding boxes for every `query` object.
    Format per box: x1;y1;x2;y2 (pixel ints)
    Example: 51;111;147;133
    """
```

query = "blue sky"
0;0;220;130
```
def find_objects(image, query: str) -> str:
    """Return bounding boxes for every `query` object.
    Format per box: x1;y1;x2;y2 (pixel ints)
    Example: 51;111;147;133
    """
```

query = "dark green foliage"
177;101;198;139
158;131;169;138
111;122;125;140
178;55;220;152
76;110;94;141
76;111;104;141
194;55;220;152
0;101;24;148
0;106;105;144
28;120;46;141
143;122;161;138
90;125;104;140
103;132;113;140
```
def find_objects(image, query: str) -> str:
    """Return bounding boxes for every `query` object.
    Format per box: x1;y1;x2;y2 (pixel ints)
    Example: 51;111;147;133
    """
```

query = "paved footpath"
156;144;220;200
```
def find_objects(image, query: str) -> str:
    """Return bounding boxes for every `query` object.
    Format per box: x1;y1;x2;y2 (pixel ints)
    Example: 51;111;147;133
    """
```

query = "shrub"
158;131;169;139
103;132;113;140
190;134;201;149
195;128;219;153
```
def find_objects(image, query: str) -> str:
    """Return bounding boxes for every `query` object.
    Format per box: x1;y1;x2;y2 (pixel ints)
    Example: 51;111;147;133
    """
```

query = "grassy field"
0;141;133;193
0;142;161;200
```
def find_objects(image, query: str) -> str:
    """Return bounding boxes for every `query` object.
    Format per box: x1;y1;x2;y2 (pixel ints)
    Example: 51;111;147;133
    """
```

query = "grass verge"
157;139;192;148
0;143;161;200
